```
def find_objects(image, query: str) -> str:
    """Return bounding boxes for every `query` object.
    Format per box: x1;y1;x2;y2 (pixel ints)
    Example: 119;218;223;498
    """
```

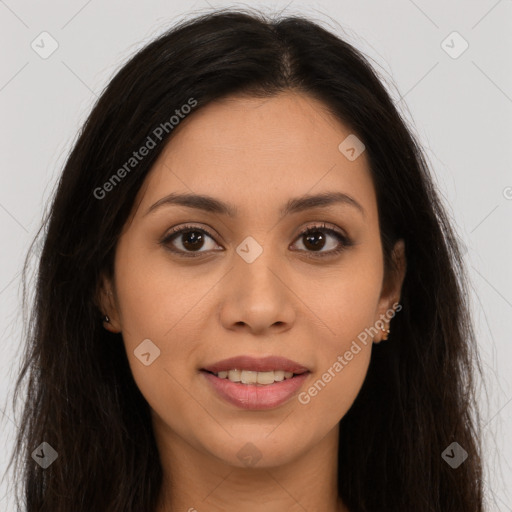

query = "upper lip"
201;356;310;374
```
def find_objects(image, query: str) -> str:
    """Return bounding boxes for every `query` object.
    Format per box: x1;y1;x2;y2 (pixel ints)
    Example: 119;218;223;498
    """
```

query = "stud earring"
103;315;110;323
381;326;390;341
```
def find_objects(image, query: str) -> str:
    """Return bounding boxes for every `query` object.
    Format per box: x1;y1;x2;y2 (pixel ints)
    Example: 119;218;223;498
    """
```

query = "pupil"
182;231;204;250
304;231;325;251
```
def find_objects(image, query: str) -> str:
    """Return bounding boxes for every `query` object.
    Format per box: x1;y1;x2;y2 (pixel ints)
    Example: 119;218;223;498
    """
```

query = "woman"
8;8;483;511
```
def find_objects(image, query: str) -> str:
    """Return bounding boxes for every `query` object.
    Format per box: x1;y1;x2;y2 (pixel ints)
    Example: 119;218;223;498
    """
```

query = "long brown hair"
5;8;483;511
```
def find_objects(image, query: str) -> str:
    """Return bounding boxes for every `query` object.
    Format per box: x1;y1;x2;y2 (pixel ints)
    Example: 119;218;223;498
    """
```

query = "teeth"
273;370;285;382
213;369;297;385
257;371;277;384
228;369;241;382
241;371;257;384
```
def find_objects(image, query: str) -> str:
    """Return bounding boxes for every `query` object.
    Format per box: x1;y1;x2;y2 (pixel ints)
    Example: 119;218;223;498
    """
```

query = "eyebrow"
144;191;365;218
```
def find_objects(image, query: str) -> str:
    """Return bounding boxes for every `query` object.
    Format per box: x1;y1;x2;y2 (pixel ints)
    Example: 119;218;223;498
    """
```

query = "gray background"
0;0;511;509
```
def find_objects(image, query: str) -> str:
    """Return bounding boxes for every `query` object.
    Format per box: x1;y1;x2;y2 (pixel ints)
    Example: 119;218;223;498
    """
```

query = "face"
100;91;405;469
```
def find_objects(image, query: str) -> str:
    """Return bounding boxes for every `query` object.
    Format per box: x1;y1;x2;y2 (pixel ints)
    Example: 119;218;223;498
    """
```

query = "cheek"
113;236;206;343
112;242;204;398
300;309;375;420
292;251;382;421
298;246;384;344
295;281;377;429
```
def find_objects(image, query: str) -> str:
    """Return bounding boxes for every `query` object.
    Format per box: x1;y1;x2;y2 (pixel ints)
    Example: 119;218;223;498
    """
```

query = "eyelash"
160;222;353;259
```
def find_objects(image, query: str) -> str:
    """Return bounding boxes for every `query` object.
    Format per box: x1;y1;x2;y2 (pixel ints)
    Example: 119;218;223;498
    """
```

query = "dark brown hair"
5;8;483;511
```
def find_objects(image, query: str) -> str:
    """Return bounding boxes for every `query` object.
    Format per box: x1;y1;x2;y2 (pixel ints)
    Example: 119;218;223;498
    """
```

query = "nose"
218;252;296;336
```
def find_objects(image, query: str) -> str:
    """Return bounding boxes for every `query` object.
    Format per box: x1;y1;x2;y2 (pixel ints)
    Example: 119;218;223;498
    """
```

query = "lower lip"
201;371;310;410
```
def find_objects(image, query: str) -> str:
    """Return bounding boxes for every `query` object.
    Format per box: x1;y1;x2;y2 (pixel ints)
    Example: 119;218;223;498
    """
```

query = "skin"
99;91;406;512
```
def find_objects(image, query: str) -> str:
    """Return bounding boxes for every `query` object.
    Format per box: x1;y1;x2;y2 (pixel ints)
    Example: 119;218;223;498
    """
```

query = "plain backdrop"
0;0;511;510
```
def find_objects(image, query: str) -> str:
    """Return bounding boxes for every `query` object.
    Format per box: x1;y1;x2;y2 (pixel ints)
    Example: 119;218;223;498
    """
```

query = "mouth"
199;369;311;411
200;355;311;409
201;355;310;376
201;368;309;386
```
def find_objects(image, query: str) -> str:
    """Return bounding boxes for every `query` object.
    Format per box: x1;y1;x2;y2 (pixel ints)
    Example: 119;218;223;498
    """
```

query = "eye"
160;222;353;259
290;222;353;258
160;224;221;257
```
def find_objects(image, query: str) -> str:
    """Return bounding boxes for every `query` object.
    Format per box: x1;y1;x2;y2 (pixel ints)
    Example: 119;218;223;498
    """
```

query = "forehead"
135;91;377;222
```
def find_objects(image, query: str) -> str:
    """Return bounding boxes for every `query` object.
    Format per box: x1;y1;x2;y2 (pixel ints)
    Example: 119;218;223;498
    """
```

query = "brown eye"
177;230;206;251
291;223;353;258
161;225;221;257
302;230;328;251
160;222;352;259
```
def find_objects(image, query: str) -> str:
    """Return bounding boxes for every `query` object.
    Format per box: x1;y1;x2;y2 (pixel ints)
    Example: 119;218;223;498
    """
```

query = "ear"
95;273;122;333
374;239;406;343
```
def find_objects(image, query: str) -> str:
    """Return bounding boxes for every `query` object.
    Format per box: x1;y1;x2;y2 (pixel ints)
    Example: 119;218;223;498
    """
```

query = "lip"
201;370;310;410
201;355;310;374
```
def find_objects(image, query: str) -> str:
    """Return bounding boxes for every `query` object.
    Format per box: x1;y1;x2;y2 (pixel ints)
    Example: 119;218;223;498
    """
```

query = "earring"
103;315;110;323
381;326;390;341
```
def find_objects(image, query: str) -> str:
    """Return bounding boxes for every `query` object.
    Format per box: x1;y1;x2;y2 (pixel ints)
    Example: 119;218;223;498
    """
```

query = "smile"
201;370;310;410
208;369;302;385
